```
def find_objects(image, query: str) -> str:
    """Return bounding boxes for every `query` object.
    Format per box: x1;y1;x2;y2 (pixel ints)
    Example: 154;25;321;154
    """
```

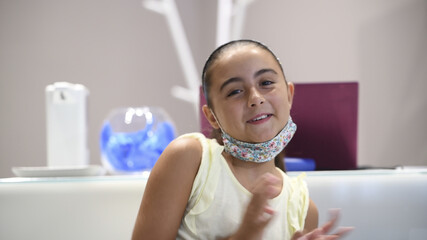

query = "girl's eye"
261;80;274;86
227;89;242;97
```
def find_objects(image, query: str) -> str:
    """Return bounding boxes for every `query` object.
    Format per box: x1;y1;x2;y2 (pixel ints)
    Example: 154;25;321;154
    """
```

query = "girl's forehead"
220;45;268;62
211;46;280;75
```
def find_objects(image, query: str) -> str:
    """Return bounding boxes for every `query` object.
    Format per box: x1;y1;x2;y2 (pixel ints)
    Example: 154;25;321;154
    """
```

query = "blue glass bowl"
100;107;176;173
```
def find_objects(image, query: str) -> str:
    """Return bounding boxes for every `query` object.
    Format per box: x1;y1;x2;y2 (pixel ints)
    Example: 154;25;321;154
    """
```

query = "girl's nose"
248;88;265;107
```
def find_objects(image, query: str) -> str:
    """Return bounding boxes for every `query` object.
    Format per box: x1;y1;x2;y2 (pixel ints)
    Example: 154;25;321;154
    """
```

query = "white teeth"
253;115;268;121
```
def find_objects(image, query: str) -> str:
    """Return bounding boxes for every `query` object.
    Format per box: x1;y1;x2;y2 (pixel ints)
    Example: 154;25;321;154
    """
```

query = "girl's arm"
132;137;202;240
304;199;319;233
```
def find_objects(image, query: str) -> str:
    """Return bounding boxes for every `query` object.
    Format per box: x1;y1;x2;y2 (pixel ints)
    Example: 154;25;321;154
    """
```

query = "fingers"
251;172;282;199
291;231;304;240
257;205;275;225
251;173;281;194
297;228;323;240
232;173;282;239
247;173;281;225
293;209;354;240
320;209;340;233
252;174;281;220
296;229;341;240
310;227;354;240
239;173;282;233
331;227;354;238
320;209;354;237
249;173;281;212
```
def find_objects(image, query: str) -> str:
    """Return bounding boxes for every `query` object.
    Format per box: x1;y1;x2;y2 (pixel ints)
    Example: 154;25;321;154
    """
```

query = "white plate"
12;165;106;177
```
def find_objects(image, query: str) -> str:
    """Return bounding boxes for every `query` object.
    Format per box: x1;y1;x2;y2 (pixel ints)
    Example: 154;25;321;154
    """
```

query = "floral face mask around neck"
211;109;297;163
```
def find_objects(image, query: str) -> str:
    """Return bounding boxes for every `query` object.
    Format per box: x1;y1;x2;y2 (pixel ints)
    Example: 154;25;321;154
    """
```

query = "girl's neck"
222;151;283;194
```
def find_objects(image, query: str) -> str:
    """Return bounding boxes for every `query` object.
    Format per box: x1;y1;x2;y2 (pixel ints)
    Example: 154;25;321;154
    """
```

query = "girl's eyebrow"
220;77;242;92
220;68;278;92
254;68;277;78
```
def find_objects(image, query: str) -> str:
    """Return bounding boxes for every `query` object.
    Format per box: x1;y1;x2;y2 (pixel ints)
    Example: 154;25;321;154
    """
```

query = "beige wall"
243;0;427;168
0;0;426;177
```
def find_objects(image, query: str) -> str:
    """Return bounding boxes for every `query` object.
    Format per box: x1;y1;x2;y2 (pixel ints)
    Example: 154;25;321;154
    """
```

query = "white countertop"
1;169;427;240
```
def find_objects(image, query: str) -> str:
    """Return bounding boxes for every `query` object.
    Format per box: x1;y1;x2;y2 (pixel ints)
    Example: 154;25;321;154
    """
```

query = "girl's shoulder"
163;133;204;165
176;132;221;155
163;132;218;168
169;133;204;153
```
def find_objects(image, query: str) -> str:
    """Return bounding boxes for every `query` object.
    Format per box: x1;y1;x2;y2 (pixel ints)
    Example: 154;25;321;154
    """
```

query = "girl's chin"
232;127;280;142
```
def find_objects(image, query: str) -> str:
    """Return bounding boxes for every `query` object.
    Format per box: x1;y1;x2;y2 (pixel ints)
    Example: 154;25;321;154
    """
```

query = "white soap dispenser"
45;82;89;167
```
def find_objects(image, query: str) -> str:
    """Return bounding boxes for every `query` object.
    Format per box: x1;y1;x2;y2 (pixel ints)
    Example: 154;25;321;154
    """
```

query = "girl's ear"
202;105;220;129
287;82;295;108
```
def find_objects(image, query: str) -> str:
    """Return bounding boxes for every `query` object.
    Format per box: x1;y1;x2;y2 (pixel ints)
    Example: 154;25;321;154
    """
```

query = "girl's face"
204;45;294;143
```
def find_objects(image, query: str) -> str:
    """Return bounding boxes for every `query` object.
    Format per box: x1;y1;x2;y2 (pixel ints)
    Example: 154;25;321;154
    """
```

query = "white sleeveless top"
177;133;309;240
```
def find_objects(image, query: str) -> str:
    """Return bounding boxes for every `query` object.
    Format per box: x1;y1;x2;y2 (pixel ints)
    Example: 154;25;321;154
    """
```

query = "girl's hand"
231;173;282;240
291;209;353;240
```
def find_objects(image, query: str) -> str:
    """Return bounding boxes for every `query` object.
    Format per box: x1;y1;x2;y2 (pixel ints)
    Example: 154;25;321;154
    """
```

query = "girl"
132;39;351;239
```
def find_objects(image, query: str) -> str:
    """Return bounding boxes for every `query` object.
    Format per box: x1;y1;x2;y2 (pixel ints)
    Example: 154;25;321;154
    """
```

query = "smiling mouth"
247;114;272;123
